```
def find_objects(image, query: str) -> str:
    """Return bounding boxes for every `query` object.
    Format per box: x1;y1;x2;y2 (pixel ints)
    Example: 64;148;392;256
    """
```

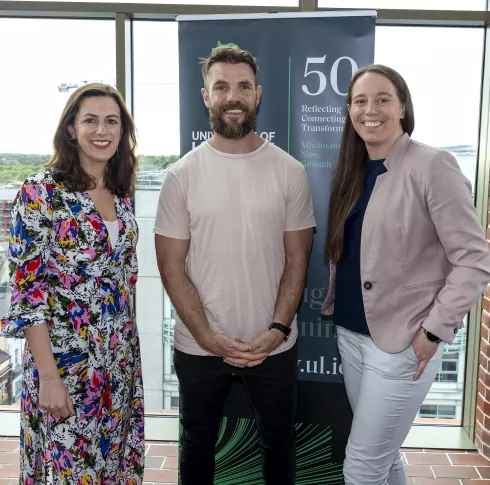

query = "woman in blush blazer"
322;64;490;485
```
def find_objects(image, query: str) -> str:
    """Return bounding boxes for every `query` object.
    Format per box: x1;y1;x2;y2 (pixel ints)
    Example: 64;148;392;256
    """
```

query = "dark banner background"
178;13;375;484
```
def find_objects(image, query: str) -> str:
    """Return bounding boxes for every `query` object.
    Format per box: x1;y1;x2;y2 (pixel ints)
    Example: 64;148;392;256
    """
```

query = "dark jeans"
174;343;298;485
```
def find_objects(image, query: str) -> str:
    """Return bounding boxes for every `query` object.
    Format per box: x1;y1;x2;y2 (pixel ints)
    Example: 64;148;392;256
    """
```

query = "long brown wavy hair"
326;64;415;263
46;83;138;197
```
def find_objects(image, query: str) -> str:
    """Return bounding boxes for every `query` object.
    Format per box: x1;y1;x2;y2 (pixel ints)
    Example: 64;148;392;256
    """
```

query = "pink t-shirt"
153;140;317;356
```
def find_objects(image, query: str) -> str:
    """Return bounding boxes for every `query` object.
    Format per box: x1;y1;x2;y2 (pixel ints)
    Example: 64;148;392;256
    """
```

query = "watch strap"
269;322;291;341
423;328;442;343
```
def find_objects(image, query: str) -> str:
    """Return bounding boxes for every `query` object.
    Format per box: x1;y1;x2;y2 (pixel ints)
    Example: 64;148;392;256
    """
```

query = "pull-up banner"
177;11;376;484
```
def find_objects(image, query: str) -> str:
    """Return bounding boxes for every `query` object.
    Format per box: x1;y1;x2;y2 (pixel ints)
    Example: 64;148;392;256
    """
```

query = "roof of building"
0;350;9;365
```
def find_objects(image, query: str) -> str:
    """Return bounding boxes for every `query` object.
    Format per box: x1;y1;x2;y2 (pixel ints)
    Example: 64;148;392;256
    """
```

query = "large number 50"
302;55;358;96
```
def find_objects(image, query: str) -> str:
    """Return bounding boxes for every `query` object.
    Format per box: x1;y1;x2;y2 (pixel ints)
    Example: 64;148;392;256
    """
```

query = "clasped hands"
199;329;284;368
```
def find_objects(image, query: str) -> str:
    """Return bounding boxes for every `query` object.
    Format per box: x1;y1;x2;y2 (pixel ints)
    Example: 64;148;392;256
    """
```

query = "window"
171;396;179;410
319;0;485;9
133;21;180;413
0;382;7;405
375;27;484;425
419;404;457;420
0;17;116;408
434;351;460;383
14;380;21;398
169;346;176;375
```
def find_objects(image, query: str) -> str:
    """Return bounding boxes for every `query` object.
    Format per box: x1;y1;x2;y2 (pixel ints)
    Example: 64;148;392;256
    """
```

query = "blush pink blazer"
322;133;490;353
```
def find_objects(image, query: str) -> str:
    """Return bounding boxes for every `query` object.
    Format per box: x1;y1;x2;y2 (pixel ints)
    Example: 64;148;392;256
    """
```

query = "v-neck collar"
80;190;122;253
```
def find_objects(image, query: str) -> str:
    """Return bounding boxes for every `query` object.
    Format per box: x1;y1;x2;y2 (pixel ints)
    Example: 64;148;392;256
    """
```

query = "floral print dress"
0;169;145;484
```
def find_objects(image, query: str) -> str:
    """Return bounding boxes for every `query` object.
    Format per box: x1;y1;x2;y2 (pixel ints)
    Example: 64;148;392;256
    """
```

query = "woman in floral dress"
0;83;144;484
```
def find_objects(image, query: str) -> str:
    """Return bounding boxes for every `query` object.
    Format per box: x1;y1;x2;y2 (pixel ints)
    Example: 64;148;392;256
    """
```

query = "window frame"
0;0;488;449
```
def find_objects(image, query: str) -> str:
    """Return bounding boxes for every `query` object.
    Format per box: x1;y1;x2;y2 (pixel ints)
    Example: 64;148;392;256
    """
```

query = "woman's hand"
411;328;440;381
39;377;75;419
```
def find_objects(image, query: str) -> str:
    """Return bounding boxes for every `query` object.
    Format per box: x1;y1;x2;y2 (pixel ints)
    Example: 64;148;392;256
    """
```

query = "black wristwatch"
269;322;291;341
423;328;442;343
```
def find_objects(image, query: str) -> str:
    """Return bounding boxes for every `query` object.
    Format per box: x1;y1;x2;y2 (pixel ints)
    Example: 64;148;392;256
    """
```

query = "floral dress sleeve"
0;175;53;338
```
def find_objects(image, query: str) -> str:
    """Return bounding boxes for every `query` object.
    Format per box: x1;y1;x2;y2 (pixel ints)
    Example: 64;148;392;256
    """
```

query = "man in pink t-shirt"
154;45;316;485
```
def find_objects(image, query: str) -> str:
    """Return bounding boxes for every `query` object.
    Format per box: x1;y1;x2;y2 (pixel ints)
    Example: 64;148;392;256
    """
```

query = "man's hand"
412;328;439;381
198;331;251;361
224;329;284;368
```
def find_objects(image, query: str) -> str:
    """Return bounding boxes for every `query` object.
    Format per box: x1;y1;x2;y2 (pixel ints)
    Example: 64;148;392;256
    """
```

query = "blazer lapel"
383;132;411;171
361;133;411;274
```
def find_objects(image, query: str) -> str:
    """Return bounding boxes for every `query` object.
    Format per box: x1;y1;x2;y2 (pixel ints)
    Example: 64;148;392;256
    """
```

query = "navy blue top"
334;158;387;335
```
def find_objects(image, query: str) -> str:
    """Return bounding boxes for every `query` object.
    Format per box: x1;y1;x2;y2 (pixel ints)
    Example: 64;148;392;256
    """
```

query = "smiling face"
202;61;261;139
348;72;405;159
69;96;122;169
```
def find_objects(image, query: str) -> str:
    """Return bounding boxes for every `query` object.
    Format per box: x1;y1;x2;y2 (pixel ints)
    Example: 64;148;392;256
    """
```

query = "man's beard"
209;102;256;139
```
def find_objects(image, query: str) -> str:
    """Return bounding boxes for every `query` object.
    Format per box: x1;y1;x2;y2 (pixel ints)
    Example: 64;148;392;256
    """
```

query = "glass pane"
439;373;458;383
133;21;180;413
444;352;459;360
420;405;437;416
319;0;485;9
442;361;457;372
420;404;457;419
375;26;484;426
439;405;456;416
0;18;116;408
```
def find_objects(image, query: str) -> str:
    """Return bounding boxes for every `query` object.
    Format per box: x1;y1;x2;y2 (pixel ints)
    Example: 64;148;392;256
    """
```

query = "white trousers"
336;325;444;485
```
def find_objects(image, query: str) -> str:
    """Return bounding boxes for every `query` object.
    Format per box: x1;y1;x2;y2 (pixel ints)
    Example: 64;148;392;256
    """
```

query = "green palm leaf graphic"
178;419;344;485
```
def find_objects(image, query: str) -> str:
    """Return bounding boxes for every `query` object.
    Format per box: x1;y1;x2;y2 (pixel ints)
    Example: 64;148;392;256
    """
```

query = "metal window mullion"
462;25;490;442
300;0;318;11
115;11;133;113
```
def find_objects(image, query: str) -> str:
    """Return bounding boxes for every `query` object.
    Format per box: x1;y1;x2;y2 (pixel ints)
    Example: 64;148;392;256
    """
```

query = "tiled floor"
1;438;490;484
